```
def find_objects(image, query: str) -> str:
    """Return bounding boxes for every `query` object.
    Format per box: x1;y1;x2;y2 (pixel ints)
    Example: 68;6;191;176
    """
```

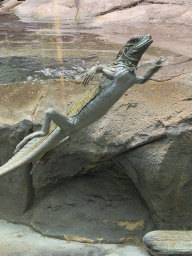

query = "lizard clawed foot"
82;65;103;86
82;67;97;86
14;137;31;155
13;131;45;155
155;56;168;67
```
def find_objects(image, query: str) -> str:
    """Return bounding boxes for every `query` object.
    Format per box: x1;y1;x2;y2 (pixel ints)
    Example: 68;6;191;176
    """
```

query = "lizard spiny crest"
114;34;153;69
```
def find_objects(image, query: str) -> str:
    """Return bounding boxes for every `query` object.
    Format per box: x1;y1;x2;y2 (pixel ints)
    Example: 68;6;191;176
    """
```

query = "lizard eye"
130;38;137;43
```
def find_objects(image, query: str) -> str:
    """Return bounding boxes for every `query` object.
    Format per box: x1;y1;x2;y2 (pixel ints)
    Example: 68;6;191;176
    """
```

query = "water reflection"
0;10;121;85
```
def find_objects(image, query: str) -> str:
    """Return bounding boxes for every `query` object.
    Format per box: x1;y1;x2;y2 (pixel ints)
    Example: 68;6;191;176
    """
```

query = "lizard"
0;34;163;177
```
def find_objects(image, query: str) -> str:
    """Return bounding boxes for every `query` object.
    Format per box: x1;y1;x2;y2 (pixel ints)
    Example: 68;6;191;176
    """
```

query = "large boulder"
0;78;156;242
0;66;191;240
86;3;192;58
76;0;140;20
14;0;141;21
14;0;77;21
116;124;192;230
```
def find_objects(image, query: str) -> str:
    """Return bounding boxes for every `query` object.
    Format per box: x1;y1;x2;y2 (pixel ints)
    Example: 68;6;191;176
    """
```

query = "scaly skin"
0;34;163;177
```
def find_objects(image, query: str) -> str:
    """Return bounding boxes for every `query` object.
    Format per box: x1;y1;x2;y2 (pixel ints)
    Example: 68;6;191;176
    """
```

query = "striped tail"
0;123;62;177
0;137;41;176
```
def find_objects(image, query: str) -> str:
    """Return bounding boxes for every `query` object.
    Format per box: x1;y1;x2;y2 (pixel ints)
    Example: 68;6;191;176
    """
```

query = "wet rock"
14;0;141;21
14;0;77;21
12;0;192;60
76;0;140;20
86;3;192;58
88;3;189;25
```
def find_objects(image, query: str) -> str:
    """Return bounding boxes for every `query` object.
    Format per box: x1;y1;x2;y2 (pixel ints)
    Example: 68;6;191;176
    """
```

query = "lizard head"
114;34;153;68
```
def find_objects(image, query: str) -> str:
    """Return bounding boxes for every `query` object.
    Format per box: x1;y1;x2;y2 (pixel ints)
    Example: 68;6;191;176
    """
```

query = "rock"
86;3;192;58
0;69;191;239
12;0;192;59
114;75;192;230
0;119;34;216
115;125;192;230
0;219;150;256
76;0;140;20
88;3;189;25
14;0;77;21
14;0;141;21
143;230;192;255
24;168;154;243
145;0;191;4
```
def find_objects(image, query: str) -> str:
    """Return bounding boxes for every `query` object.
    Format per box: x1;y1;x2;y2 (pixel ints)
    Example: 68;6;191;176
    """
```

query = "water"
0;11;122;85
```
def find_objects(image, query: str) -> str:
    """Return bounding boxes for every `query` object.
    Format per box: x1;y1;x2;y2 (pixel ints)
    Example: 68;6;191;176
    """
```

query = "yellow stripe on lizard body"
66;85;101;116
6;85;102;164
0;34;158;176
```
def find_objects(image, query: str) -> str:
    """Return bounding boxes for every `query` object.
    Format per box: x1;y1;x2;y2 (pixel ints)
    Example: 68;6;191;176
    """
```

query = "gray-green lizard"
0;34;162;177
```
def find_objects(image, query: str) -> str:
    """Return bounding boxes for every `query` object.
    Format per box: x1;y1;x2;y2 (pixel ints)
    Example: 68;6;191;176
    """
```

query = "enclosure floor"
0;220;149;256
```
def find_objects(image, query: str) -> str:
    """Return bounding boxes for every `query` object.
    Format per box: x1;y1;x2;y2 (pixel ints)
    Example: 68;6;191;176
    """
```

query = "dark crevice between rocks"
124;133;167;154
145;0;188;5
34;161;113;204
94;0;188;18
95;0;145;17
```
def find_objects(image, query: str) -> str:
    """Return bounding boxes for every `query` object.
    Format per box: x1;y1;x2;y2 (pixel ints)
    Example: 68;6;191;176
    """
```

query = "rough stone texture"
116;125;192;230
76;0;140;20
89;3;190;25
114;74;192;230
87;2;192;56
0;69;192;239
143;230;192;255
25;168;154;243
0;119;34;215
13;1;192;58
14;0;141;21
14;0;77;21
13;0;192;22
145;0;191;5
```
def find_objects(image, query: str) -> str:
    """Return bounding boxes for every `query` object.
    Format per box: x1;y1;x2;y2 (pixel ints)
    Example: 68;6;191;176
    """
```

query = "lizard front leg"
82;64;115;86
14;109;74;154
136;58;163;84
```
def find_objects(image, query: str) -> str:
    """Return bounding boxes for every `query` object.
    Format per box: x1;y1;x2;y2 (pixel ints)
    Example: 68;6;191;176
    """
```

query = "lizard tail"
0;126;65;177
0;137;40;176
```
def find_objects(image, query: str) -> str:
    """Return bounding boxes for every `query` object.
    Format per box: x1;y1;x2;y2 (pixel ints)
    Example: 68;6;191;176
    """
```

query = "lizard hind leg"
14;108;74;155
